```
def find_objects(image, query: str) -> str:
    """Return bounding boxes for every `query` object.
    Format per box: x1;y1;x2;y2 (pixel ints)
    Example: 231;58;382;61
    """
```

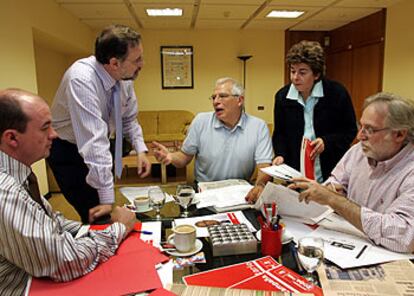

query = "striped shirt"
51;56;147;204
0;151;127;295
326;143;414;253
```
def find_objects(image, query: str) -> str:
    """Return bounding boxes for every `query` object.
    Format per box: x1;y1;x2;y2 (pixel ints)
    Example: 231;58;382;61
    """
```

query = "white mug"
134;196;150;212
168;224;196;253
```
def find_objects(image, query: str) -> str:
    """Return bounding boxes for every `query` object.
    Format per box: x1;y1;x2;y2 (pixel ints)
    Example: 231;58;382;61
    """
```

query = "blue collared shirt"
182;112;273;182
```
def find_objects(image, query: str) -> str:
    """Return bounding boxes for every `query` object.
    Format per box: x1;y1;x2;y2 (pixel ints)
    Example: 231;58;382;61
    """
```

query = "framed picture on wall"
161;46;194;89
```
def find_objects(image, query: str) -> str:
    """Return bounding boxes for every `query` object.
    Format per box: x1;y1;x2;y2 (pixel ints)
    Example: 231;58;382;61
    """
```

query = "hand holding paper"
255;182;333;224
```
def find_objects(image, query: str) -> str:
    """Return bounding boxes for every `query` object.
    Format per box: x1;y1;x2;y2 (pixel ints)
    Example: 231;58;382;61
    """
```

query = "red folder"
183;256;323;296
300;137;315;180
28;223;168;296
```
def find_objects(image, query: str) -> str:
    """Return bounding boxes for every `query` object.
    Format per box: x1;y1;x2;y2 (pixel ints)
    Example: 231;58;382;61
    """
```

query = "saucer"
125;203;153;213
165;239;203;257
255;229;294;245
135;206;153;213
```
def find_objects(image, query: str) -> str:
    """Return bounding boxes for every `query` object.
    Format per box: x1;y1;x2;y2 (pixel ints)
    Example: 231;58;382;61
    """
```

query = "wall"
383;0;414;99
34;45;79;106
0;0;93;194
137;29;285;123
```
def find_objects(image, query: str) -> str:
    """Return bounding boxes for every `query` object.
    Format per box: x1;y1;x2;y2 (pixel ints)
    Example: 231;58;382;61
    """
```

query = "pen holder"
261;224;283;258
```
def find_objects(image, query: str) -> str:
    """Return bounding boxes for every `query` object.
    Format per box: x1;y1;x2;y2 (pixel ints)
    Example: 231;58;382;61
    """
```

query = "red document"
183;256;323;296
27;223;168;296
300;137;315;180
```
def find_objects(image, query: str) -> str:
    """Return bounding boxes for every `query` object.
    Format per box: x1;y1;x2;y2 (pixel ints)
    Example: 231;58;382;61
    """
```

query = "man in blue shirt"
153;77;273;201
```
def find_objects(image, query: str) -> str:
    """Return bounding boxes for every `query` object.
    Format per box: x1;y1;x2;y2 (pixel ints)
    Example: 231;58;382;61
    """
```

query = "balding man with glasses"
289;92;414;253
153;77;273;200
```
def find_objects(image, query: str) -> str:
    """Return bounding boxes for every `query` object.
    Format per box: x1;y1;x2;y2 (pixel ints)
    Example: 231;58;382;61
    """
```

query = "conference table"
133;198;307;285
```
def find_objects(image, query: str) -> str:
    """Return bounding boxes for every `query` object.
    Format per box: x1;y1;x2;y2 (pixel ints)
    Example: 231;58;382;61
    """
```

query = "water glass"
297;236;324;284
148;187;166;220
176;185;195;217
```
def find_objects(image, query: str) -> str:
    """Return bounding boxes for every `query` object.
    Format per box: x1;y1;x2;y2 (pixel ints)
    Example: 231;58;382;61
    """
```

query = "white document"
319;212;367;239
140;221;162;247
195;184;253;210
119;186;175;204
309;227;414;269
173;211;256;237
157;260;174;288
260;164;302;181
255;182;333;224
281;217;318;243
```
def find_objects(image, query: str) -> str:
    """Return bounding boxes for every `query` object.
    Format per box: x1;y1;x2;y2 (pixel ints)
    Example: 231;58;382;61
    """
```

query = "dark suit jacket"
272;79;357;180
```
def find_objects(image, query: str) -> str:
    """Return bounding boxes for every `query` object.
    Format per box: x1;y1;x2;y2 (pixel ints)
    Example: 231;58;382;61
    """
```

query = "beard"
122;69;139;81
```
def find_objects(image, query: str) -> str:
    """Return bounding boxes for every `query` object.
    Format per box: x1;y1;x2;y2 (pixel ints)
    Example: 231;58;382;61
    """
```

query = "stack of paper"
195;184;253;213
197;179;250;192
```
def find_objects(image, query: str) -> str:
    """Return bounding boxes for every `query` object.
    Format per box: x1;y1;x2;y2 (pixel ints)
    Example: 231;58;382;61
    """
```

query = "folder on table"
27;223;168;296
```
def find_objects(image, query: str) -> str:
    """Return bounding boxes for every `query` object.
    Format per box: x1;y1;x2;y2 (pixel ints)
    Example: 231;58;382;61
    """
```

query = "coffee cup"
167;224;196;253
134;196;150;212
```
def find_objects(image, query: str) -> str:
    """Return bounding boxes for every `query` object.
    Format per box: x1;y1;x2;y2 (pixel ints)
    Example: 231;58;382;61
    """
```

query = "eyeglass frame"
208;93;240;101
358;124;390;136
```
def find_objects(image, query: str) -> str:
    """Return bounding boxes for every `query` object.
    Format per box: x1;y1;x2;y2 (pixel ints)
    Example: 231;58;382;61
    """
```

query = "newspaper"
167;284;313;295
317;260;414;296
168;284;312;296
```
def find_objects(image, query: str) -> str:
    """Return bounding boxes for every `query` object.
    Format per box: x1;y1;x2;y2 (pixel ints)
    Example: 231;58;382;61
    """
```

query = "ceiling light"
266;10;304;18
146;8;182;17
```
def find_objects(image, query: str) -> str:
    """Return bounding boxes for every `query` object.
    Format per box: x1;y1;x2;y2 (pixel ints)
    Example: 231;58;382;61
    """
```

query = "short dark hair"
286;40;325;79
95;24;141;64
0;89;29;138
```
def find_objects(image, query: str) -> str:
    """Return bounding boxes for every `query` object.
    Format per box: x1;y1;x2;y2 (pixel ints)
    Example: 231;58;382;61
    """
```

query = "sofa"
124;110;195;184
138;110;194;146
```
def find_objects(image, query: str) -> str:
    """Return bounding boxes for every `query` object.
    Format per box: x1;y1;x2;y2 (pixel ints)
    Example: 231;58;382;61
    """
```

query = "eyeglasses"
208;93;239;101
358;125;390;136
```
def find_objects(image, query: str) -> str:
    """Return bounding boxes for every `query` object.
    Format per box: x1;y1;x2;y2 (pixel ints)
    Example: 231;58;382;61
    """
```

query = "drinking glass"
148;187;166;220
176;185;195;217
297;237;324;284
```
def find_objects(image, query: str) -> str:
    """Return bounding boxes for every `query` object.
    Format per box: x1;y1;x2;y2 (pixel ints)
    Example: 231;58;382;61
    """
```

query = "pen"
355;244;368;259
134;230;153;235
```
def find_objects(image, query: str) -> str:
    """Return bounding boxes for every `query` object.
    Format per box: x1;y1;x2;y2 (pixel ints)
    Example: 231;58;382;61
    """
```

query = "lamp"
237;55;252;89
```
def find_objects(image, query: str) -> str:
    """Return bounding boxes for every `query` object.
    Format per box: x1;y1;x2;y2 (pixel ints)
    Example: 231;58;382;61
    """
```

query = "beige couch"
138;110;194;145
125;110;195;184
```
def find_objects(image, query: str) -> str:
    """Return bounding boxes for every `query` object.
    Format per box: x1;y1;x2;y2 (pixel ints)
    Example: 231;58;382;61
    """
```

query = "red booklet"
27;223;168;296
183;256;323;296
300;137;315;180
